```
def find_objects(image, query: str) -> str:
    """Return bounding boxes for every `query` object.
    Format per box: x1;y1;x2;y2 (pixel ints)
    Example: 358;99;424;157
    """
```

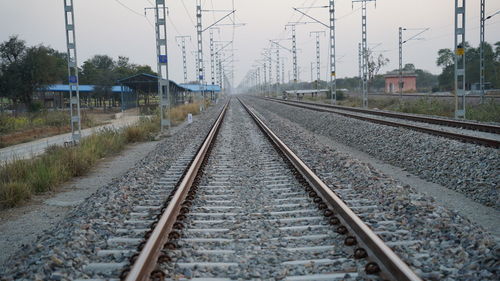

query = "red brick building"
384;72;417;94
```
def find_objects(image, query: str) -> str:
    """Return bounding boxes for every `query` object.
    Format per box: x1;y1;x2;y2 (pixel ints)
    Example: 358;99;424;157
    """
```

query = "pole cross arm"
202;10;236;32
293;7;329;28
270;41;293;53
215;41;233;55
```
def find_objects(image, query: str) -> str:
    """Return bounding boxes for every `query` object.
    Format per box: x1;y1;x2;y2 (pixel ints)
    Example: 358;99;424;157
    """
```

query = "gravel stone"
249;97;500;209
0;101;227;281
245;97;499;280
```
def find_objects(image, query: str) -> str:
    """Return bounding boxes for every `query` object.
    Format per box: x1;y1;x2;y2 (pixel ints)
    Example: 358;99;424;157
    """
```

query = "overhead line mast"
155;0;171;131
176;36;191;83
63;0;82;143
196;0;205;107
454;0;466;119
352;0;376;108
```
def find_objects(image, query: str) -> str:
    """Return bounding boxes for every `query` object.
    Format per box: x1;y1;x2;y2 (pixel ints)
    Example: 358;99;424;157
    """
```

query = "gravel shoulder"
249;97;499;209
0;140;159;266
272;119;500;238
245;97;499;280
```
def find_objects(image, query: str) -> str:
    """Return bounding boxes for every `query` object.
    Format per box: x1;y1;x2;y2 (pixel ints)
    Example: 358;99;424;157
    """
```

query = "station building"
35;73;222;111
384;71;417;94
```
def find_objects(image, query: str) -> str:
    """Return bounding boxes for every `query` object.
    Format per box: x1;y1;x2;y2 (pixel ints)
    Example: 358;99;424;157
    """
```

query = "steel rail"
239;98;422;281
125;100;230;281
266;97;500;134
264;98;500;148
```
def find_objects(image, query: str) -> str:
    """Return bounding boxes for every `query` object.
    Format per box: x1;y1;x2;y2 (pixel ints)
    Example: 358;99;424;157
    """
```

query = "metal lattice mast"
329;0;337;104
276;47;280;96
63;0;81;143
399;27;403;98
155;0;170;131
210;29;215;85
310;31;325;94
480;0;485;102
268;52;272;95
263;61;267;96
196;0;205;103
215;44;221;86
292;25;298;92
353;0;375;108
176;36;191;83
281;58;285;85
454;0;466;119
358;42;362;92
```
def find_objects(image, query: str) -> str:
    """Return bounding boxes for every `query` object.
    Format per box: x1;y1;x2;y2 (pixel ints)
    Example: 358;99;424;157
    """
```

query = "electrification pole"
263;61;268;96
399;27;403;98
454;0;466;119
352;0;376;108
480;0;485;102
176;36;191;83
292;25;298;95
154;0;170;131
358;42;362;93
276;47;281;97
310;31;325;96
196;0;205;106
329;0;337;104
282;58;285;85
63;0;82;143
210;29;215;87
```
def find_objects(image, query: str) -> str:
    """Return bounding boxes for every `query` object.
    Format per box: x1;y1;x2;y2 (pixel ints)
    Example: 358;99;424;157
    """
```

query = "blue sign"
159;55;168;63
69;75;78;83
199;75;204;80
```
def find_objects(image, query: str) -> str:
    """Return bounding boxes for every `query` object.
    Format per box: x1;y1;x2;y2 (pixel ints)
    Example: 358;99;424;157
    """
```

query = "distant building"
384;71;417;94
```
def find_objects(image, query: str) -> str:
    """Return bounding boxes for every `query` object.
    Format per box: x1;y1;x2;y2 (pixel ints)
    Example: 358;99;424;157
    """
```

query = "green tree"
0;36;66;110
436;42;499;91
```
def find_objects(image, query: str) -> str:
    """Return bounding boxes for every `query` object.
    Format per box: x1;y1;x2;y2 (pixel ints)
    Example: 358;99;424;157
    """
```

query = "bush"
0;182;31;208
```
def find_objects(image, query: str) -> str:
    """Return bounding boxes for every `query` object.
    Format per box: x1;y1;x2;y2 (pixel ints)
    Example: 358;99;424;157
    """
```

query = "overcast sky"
1;0;499;87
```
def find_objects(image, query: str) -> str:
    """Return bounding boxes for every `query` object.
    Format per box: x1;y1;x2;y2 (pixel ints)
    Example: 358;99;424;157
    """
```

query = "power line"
112;0;144;17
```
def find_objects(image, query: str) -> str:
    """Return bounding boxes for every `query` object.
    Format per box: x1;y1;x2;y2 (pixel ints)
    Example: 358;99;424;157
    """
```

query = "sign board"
159;55;168;63
69;75;78;83
187;113;193;124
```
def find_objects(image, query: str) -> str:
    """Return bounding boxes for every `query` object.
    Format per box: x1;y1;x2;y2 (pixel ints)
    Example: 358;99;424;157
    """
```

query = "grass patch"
466;101;500;123
169;102;203;125
333;96;500;122
0;101;208;209
0;118;159;209
0;110;96;148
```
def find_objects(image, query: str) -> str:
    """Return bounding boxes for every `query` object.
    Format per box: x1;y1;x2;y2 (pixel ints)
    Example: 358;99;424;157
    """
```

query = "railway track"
114;99;421;281
263;97;500;148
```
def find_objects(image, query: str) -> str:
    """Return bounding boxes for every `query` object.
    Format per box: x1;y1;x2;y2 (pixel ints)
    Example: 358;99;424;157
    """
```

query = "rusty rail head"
239;98;422;281
125;100;230;281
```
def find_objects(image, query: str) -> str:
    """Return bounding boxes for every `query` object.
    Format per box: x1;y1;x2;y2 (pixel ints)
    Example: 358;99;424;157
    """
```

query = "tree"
0;36;67;110
436;48;454;68
436;42;499;91
366;48;389;91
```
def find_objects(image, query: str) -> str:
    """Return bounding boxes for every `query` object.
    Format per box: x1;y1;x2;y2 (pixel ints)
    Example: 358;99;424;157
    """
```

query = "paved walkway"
0;116;140;163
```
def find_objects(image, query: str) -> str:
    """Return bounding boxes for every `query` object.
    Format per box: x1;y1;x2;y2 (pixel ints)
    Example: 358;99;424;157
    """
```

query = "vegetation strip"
0;102;205;209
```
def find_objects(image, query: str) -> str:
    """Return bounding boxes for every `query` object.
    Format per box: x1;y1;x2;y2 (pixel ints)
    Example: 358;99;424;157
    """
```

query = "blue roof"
40;85;132;93
180;84;222;93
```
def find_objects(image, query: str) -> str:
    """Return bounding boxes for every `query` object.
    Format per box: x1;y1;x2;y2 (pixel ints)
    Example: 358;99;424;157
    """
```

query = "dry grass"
169;102;202;125
0;118;159;209
0;101;211;209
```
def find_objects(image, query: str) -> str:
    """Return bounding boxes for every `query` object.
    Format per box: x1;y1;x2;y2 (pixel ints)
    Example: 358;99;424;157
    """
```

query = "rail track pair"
263;97;500;149
119;98;421;281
